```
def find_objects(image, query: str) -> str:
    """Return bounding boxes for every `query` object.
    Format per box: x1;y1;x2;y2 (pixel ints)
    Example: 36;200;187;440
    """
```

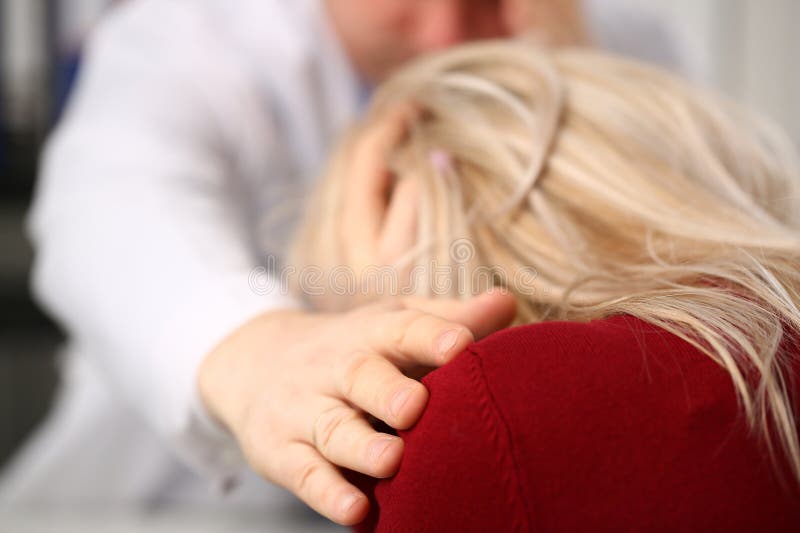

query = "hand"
341;102;421;274
198;292;516;525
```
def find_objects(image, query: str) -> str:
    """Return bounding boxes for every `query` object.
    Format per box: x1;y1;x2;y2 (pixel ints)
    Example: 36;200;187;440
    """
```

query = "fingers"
378;176;420;265
217;296;515;528
362;308;474;367
334;353;429;429
279;442;369;526
351;103;417;199
311;403;404;476
352;291;516;369
278;400;403;525
402;289;518;339
341;104;418;266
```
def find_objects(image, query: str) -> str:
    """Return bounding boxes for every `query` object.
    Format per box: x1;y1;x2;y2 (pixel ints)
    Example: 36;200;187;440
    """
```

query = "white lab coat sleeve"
27;3;299;490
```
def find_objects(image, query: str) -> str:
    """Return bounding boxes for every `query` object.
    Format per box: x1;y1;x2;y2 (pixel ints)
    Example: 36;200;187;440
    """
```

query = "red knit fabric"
353;315;800;532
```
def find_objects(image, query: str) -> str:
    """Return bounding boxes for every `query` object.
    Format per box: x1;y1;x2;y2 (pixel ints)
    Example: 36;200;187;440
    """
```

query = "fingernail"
437;329;461;357
339;492;361;518
391;387;413;418
368;437;396;465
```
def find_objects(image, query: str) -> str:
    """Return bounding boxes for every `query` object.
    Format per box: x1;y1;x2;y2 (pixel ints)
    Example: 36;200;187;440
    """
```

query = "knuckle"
339;352;373;399
294;458;324;499
385;309;426;353
313;405;357;456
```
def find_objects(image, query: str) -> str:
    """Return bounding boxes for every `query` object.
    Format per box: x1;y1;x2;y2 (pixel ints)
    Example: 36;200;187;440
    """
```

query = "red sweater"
353;315;800;532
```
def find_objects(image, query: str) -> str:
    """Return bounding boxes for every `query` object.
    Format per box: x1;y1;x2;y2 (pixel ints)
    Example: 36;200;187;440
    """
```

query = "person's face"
326;0;523;82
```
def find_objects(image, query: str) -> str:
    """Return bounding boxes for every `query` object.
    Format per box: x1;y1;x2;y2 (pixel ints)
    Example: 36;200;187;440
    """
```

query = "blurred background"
633;0;799;142
1;0;123;480
0;0;797;529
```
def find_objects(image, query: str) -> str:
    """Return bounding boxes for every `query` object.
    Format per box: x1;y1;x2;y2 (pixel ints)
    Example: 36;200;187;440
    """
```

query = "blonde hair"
290;40;800;483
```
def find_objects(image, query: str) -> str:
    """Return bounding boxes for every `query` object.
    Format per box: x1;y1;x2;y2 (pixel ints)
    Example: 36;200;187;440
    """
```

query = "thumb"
402;290;517;340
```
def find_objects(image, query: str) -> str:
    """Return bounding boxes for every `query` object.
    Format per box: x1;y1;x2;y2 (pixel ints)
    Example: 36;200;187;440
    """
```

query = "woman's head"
291;40;800;483
294;40;800;316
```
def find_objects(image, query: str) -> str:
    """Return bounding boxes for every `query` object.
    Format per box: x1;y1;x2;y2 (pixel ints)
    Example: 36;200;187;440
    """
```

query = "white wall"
626;0;799;142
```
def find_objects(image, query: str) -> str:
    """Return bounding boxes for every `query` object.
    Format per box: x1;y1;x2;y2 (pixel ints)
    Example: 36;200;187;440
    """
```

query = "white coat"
0;0;685;516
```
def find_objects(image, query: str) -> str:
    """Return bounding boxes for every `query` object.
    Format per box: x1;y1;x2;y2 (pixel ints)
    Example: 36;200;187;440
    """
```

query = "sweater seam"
466;346;535;532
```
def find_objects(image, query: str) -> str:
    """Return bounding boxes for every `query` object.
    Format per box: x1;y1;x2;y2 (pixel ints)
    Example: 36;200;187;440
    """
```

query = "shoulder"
55;0;301;165
417;315;722;441
92;0;308;56
366;316;787;531
461;315;745;459
366;333;533;531
436;314;740;445
88;0;225;67
467;315;728;404
79;0;317;100
72;1;249;124
455;316;799;529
